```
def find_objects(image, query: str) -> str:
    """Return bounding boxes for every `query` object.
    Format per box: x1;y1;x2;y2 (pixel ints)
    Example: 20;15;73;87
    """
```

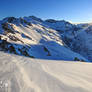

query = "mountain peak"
2;17;17;23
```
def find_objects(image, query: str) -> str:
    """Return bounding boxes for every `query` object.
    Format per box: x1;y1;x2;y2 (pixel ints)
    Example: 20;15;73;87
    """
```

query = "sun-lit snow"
0;51;92;92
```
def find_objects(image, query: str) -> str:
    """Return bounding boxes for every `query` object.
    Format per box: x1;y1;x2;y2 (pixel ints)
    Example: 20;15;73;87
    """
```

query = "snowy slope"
72;25;92;60
0;16;88;61
0;51;92;92
43;18;92;61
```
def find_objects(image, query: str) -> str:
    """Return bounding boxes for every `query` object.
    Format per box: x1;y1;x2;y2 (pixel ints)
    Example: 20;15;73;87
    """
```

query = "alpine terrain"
0;16;92;62
0;16;92;92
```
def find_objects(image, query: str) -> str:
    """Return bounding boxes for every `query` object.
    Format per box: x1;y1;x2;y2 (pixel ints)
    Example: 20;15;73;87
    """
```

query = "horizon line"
0;15;92;24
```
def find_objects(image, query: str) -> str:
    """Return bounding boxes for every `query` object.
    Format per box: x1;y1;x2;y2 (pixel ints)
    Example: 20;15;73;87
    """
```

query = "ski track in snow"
12;57;42;92
0;52;92;92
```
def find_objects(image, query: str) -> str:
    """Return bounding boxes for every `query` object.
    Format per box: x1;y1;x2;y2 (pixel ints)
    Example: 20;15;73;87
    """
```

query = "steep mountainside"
44;19;92;61
0;16;91;62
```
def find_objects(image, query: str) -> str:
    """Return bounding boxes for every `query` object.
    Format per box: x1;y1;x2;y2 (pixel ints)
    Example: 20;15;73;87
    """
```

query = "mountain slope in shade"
0;16;90;62
43;19;92;61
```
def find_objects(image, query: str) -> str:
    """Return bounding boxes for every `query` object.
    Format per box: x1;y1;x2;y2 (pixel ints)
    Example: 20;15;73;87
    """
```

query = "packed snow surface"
0;51;92;92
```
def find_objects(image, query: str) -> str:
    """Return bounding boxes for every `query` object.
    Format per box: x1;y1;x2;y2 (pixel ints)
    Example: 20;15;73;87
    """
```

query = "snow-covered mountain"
0;16;91;62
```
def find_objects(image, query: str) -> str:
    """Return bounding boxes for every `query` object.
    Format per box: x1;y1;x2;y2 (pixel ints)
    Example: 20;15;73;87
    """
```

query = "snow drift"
0;51;92;92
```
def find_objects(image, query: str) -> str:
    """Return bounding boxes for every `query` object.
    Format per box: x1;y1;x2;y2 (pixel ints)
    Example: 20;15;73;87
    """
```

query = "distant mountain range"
0;16;92;62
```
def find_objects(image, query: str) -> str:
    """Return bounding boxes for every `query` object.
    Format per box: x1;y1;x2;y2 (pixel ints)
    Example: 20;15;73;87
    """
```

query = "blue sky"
0;0;92;23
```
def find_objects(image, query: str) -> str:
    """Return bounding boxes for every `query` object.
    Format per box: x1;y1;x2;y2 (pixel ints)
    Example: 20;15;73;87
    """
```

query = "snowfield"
0;51;92;92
